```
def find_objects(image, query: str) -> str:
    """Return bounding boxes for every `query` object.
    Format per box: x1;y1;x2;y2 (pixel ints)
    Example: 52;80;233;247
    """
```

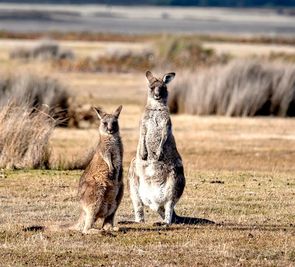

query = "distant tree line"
1;0;295;7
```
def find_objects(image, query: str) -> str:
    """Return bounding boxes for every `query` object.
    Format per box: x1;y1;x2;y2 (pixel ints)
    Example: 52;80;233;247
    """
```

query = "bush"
169;60;295;117
0;72;70;125
55;49;154;73
55;36;228;73
154;35;229;69
0;103;54;169
10;41;74;61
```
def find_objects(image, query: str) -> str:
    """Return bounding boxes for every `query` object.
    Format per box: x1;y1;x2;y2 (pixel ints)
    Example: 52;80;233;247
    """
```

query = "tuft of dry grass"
169;60;295;116
0;71;70;125
0;102;93;170
0;103;54;169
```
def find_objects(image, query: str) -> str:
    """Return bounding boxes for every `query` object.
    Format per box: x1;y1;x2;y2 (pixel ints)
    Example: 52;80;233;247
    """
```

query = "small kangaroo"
74;105;124;234
128;71;185;225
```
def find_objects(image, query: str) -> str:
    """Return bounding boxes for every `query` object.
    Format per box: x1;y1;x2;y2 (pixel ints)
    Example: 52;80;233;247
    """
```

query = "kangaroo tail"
172;210;215;225
23;225;46;232
23;223;77;232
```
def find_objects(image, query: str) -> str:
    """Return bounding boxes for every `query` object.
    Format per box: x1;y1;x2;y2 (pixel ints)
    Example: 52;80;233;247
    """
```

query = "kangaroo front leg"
139;123;148;160
102;151;115;179
156;119;170;160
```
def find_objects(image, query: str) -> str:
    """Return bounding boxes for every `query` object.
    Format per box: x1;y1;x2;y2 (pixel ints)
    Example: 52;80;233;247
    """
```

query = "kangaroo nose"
154;88;160;96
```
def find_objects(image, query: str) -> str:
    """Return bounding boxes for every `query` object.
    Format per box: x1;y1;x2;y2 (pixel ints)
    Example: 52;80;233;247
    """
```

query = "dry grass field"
0;38;295;266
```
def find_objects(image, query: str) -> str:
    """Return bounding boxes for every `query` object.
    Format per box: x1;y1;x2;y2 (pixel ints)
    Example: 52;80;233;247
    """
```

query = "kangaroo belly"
138;176;173;211
95;182;121;218
80;163;121;218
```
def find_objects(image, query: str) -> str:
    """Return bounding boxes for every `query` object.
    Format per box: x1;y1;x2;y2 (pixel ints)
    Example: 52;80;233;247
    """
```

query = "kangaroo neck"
146;99;168;111
98;132;119;145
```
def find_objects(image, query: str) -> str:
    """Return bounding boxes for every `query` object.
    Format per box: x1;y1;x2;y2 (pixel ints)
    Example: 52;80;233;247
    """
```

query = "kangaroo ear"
146;70;155;84
93;107;106;120
162;72;175;84
113;105;123;118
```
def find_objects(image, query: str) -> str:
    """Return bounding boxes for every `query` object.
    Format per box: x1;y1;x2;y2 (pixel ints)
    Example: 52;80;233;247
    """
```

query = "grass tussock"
169;60;295;116
0;71;70;125
10;40;74;61
0;103;54;169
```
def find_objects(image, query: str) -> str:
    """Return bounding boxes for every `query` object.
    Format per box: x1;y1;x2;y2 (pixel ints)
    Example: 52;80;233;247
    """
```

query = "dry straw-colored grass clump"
0;71;70;125
0;103;54;169
169;60;295;116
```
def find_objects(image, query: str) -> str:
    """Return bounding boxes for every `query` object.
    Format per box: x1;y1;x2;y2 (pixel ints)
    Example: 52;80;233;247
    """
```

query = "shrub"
169;60;295;117
154;35;229;69
0;72;70;125
55;36;228;73
97;48;154;72
10;41;74;61
55;49;154;73
0;103;54;169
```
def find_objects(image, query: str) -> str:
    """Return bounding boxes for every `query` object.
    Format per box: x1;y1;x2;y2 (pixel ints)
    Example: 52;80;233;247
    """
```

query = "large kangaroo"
128;71;185;225
75;105;124;233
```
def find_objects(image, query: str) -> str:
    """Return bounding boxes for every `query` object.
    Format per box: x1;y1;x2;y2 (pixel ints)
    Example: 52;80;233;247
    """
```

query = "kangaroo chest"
144;111;170;150
146;113;164;133
99;138;122;170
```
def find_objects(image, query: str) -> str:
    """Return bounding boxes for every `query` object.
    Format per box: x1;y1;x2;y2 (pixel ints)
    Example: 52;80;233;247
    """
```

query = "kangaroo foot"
153;222;170;227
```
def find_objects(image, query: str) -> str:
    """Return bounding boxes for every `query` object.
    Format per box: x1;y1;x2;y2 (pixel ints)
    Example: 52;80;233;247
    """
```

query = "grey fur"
128;71;185;225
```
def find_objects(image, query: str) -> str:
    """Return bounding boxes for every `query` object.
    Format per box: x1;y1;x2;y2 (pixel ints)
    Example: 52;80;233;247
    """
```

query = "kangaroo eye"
103;122;108;126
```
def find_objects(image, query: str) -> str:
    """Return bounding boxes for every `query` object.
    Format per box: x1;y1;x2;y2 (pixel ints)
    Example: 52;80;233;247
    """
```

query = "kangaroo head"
93;105;122;135
146;71;175;105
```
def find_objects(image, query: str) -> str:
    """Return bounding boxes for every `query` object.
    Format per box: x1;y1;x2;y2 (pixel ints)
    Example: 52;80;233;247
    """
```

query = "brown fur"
73;105;124;234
